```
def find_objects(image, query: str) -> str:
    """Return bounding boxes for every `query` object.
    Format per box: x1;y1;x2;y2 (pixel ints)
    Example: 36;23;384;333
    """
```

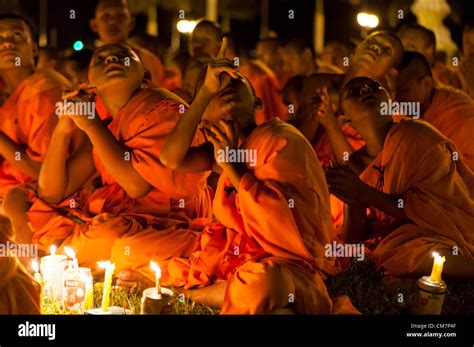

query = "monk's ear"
254;96;264;110
142;68;152;86
388;67;398;81
90;19;98;33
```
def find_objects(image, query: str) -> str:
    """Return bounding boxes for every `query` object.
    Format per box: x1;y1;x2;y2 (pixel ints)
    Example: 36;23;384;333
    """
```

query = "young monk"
283;37;318;77
0;14;70;203
0;216;41;314
326;76;474;278
117;39;358;314
2;43;212;270
397;23;462;89
189;20;223;58
90;0;165;87
395;51;474;170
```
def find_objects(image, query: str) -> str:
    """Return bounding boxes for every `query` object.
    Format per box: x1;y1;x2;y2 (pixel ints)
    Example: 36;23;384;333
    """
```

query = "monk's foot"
116;270;154;292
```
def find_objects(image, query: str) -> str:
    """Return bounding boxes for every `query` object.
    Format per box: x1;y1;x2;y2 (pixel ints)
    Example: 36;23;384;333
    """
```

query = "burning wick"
64;247;78;269
150;261;162;298
430;252;446;283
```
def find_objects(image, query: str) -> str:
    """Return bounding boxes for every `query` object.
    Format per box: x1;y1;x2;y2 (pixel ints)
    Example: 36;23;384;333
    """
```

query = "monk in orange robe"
0;14;70;202
327;76;474;278
0;216;40;314
90;0;165;87
396;51;474;170
117;39;358;314
397;24;463;89
2;43;212;271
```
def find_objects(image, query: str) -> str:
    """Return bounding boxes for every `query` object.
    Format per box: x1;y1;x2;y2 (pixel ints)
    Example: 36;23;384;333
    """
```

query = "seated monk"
396;23;463;89
396;51;474;170
0;216;40;314
326;76;474;279
0;14;70;203
2;43;212;270
116;39;358;314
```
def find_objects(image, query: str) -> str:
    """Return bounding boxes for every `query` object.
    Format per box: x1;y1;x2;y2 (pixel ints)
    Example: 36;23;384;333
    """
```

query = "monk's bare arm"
83;121;152;199
323;121;355;164
160;88;213;170
359;186;408;220
342;203;368;244
170;143;214;172
0;133;41;179
38;122;95;203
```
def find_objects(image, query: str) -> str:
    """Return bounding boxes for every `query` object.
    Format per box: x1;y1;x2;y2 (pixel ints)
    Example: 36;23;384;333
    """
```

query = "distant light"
177;20;197;34
73;40;84;51
357;12;379;28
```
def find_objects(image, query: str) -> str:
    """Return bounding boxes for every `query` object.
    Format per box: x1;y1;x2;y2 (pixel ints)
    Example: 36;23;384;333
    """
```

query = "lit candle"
430;252;446;283
97;261;115;312
64;247;78;269
81;270;94;311
40;244;67;298
150;261;162;298
31;260;43;284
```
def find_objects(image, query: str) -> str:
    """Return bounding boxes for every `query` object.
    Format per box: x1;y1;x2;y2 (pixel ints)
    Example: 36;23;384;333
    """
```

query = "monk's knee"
223;260;295;314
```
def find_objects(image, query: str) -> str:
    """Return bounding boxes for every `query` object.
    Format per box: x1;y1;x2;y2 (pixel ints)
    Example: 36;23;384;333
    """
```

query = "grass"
41;261;473;314
41;281;219;315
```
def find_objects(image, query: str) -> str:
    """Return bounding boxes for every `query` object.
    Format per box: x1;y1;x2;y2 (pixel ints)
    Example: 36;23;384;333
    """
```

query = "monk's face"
341;77;389;122
463;29;474;58
351;33;400;77
397;29;435;66
284;45;312;76
395;69;431;105
90;2;134;44
256;41;282;70
190;25;221;57
88;44;144;90
0;18;37;69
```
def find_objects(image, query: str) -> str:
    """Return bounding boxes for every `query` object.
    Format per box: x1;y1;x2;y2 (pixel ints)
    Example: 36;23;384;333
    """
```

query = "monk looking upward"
326;76;474;279
0;14;70;205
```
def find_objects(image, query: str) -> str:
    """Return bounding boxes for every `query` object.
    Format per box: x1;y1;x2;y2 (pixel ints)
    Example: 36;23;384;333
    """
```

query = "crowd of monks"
0;0;473;315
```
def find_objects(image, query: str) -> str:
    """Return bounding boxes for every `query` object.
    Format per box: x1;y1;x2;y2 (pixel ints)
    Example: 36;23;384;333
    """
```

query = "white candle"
150;261;162;298
40;245;67;298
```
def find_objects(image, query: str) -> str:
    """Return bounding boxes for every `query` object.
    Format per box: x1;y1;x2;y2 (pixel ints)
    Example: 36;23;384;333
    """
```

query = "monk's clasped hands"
325;165;368;205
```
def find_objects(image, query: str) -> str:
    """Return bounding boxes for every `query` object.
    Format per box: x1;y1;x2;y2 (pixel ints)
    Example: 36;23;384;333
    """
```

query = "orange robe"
240;61;288;125
26;89;212;270
166;118;358;314
432;64;463;90
359;119;474;276
312;124;365;234
423;87;474;170
0;69;70;198
0;217;41;314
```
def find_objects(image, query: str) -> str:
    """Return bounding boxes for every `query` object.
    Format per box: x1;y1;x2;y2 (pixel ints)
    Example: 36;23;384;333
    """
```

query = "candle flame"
97;260;111;269
50;245;56;256
432;251;440;258
64;246;76;259
31;260;39;273
150;261;161;277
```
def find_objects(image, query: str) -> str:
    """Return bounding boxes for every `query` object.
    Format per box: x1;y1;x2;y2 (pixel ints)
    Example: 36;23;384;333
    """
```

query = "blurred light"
177;20;197;34
357;12;379;28
73;40;84;51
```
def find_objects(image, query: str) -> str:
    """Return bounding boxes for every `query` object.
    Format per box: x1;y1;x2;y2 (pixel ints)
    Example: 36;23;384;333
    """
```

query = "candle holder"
412;276;447;315
85;306;132;315
140;287;174;314
62;267;93;313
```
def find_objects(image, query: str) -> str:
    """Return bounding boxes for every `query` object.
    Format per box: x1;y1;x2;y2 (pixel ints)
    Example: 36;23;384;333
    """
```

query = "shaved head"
397;51;432;79
367;30;404;67
190;20;223;57
397;24;436;66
